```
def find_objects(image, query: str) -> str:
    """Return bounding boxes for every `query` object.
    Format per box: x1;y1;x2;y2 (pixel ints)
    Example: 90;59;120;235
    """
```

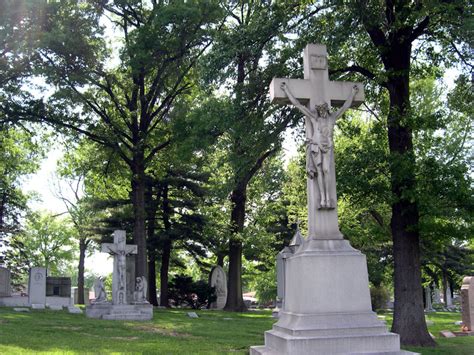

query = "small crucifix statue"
101;230;137;305
270;44;364;240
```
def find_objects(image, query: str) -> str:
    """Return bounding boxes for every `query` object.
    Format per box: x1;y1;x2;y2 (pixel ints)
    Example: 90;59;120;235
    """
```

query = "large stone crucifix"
270;44;365;240
101;230;137;305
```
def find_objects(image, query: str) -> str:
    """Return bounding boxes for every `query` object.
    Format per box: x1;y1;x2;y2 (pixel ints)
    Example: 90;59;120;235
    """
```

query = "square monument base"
86;303;153;321
251;239;417;354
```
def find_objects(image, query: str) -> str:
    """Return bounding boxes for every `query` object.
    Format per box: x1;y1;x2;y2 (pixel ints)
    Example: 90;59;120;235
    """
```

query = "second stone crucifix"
270;44;364;240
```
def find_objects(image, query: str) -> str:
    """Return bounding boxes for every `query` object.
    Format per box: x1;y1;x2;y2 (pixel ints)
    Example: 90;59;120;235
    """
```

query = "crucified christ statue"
281;82;359;209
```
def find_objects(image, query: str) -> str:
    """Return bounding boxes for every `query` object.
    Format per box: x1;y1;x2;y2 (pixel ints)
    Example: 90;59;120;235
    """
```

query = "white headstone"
425;286;434;312
101;230;138;305
433;288;441;304
461;276;474;331
209;265;227;310
0;267;11;297
28;267;47;305
276;227;303;313
446;284;453;307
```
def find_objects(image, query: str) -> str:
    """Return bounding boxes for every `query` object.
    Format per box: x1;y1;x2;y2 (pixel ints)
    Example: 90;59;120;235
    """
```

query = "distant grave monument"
425;286;434;312
460;276;474;333
46;277;71;298
85;230;153;320
0;266;72;309
0;267;11;297
209;265;227;309
28;267;47;306
445;284;453;307
251;44;412;354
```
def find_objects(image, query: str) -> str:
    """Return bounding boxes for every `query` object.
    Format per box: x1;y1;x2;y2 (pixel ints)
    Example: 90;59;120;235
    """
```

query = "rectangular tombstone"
46;277;71;297
0;267;11;297
28;267;47;305
461;276;474;331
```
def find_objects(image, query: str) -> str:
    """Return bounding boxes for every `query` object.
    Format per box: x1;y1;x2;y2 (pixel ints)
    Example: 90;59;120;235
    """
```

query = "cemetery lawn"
0;308;472;354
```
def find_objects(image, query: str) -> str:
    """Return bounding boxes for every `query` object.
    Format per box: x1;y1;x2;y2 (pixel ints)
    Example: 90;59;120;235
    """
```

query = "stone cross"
270;44;364;240
101;230;137;305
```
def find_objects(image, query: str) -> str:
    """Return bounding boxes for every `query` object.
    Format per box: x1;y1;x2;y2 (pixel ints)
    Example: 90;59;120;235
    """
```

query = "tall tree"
203;0;323;312
15;211;76;274
53;174;98;305
3;0;222;279
296;0;472;345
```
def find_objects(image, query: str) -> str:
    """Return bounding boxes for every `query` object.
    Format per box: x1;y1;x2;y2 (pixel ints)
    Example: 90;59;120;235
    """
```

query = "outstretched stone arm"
281;82;313;118
334;85;360;119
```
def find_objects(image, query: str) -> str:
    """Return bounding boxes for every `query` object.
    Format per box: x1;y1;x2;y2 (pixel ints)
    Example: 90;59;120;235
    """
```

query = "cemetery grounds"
0;307;473;354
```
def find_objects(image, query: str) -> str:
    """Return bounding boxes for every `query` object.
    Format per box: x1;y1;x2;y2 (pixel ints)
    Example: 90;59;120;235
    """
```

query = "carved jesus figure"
281;82;359;209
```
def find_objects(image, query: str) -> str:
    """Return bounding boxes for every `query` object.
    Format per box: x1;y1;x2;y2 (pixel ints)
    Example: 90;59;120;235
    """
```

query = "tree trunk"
385;45;435;346
216;252;225;267
159;184;172;308
0;191;6;232
224;183;248;312
131;154;148;280
77;237;87;305
159;239;172;307
145;180;159;305
148;253;158;306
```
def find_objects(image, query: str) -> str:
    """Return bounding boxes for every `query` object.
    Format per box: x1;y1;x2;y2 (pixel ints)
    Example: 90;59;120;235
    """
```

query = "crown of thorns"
315;103;329;111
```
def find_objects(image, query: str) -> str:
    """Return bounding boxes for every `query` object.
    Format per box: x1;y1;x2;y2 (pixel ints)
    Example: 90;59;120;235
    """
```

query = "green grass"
0;307;472;354
379;311;474;355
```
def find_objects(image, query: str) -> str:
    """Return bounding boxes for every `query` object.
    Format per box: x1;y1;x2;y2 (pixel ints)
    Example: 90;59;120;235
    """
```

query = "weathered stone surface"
28;267;47;305
209;265;227;310
0;267;11;297
86;303;153;321
13;307;30;312
126;255;136;304
461;276;474;331
101;230;137;305
187;312;199;318
46;296;72;307
0;295;29;307
47;304;64;311
31;303;45;309
67;306;83;314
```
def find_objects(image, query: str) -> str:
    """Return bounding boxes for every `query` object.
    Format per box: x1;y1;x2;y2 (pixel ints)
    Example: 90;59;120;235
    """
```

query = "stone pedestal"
250;240;415;354
86;303;153;321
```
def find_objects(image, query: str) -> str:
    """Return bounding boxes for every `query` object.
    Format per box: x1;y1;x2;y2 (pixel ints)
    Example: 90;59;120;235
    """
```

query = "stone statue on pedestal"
93;277;108;304
133;276;149;304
